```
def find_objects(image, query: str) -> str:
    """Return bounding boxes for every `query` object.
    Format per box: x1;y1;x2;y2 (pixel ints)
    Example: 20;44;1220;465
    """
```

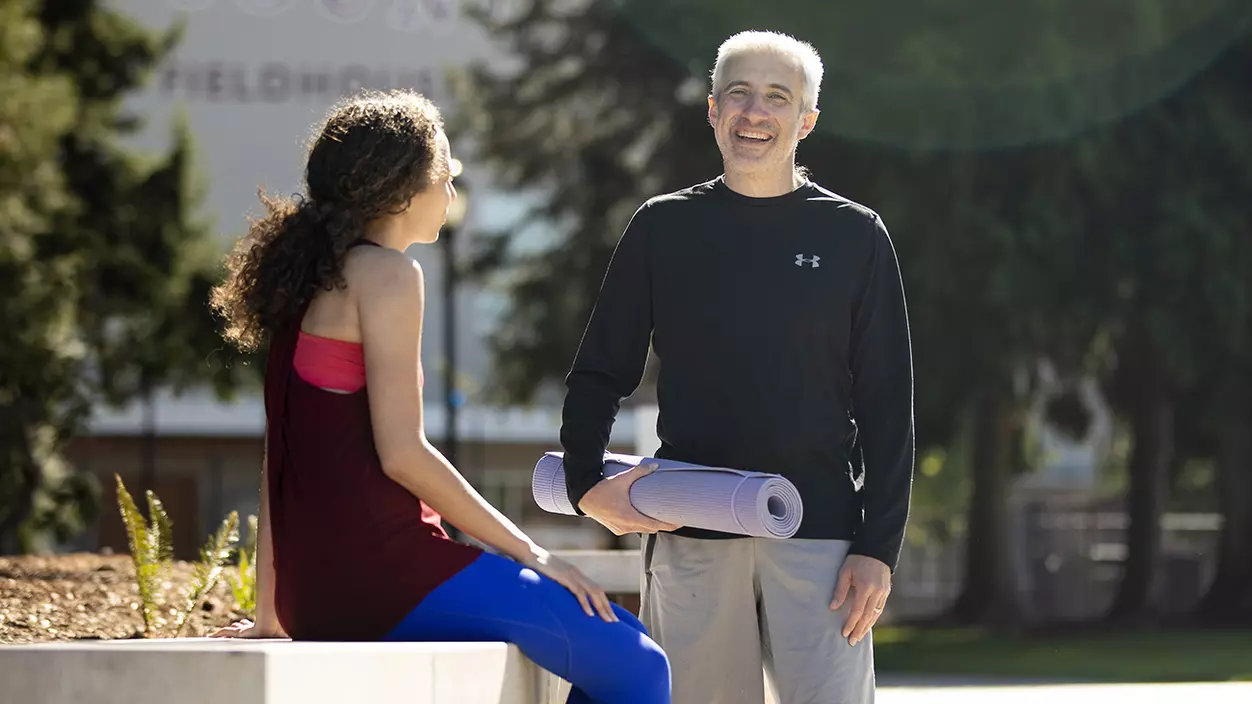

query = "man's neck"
722;166;803;198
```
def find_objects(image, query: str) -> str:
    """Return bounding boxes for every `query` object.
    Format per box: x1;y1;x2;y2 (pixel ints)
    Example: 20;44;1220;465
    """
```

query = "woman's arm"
250;445;286;636
354;251;616;620
210;435;288;638
357;252;543;561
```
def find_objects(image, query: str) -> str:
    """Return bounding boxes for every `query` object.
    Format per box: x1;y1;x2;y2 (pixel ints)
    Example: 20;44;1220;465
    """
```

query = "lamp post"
441;160;468;470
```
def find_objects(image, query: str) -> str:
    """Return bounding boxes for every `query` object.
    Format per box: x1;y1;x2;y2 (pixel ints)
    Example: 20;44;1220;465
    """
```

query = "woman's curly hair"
210;89;450;352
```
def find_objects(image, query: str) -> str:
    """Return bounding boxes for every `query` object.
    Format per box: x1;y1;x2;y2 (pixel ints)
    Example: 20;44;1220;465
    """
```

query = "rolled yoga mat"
532;452;804;539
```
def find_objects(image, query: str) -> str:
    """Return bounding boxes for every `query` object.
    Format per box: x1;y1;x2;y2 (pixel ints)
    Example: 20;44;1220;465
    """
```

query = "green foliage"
226;514;258;618
0;0;82;552
19;464;101;552
449;0;722;401
115;474;240;638
0;0;257;551
904;449;969;548
605;0;1251;149
114;474;173;635
173;510;239;638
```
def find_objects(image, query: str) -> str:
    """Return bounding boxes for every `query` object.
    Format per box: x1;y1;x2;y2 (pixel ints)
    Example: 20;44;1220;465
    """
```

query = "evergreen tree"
0;0;254;552
0;0;83;552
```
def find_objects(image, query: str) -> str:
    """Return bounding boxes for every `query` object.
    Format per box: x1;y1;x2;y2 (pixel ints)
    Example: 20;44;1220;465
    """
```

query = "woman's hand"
208;618;287;639
521;549;618;623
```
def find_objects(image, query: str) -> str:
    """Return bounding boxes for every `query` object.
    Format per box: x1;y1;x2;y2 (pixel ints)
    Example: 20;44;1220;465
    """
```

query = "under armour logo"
795;254;821;268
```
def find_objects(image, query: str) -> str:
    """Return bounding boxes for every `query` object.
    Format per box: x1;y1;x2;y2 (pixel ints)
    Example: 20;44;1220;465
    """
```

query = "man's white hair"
710;30;824;111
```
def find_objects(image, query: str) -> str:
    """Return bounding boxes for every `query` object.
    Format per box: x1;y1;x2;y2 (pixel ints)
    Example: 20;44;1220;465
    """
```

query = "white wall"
102;0;563;428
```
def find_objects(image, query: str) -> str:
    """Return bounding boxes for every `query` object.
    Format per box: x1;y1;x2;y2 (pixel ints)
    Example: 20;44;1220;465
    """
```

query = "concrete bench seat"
1;637;570;704
1;549;640;704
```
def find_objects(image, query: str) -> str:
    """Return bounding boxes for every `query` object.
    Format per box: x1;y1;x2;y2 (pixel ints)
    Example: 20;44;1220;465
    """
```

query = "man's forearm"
848;414;914;570
561;375;625;513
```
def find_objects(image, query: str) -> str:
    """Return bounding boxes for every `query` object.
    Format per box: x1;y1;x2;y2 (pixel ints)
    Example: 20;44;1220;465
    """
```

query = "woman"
207;89;670;704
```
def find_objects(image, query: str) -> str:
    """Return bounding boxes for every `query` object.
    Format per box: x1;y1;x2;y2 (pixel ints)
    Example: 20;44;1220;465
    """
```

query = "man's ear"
707;94;717;127
798;108;820;140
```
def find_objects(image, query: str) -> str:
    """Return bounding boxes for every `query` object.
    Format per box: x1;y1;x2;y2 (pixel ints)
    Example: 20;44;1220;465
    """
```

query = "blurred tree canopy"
453;0;1252;626
603;0;1248;149
0;0;251;553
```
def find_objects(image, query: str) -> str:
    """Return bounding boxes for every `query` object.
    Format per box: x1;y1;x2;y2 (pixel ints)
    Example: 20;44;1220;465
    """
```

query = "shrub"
114;474;240;637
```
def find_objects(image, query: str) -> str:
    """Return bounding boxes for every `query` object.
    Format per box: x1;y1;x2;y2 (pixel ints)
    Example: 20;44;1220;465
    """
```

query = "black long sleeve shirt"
560;176;915;571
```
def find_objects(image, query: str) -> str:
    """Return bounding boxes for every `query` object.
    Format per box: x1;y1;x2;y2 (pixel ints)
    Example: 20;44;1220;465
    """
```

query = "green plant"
114;474;174;635
114;474;241;637
226;514;258;618
173;511;240;637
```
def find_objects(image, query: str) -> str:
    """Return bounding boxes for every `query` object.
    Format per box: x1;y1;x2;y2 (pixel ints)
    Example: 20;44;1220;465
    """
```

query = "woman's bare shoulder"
344;246;424;299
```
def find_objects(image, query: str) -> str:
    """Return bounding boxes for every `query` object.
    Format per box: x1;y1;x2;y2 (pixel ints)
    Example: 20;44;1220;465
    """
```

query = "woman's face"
406;130;458;244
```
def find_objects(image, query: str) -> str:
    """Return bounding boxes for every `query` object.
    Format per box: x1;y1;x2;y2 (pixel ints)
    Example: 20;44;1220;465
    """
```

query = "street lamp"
441;160;468;470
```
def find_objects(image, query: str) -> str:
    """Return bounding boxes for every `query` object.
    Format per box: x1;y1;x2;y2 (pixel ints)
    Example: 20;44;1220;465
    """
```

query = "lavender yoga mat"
532;452;804;539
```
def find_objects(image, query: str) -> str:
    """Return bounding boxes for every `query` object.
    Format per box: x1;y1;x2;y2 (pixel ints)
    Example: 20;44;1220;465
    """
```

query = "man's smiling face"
708;51;818;179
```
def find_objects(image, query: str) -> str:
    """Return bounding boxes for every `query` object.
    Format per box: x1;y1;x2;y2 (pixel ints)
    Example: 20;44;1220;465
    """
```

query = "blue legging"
384;551;670;704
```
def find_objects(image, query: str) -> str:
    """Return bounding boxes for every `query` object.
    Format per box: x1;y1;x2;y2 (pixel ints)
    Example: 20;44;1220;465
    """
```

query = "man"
559;29;914;704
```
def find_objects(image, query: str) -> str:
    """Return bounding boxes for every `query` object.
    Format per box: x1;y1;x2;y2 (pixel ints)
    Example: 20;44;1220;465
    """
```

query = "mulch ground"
0;552;246;644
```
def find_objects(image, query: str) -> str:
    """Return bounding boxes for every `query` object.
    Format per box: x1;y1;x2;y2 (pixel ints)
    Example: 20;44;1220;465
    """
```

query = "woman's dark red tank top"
263;241;481;640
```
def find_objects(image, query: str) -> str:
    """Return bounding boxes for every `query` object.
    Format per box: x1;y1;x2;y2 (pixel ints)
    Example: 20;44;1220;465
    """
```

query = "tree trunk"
950;391;1023;628
1194;392;1252;624
1106;392;1174;623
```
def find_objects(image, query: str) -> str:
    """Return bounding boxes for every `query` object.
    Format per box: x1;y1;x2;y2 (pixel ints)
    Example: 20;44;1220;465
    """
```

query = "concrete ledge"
0;638;567;704
0;552;633;704
553;549;641;594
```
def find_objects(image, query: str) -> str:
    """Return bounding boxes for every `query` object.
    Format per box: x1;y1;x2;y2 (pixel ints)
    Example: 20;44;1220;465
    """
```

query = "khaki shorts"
640;534;875;704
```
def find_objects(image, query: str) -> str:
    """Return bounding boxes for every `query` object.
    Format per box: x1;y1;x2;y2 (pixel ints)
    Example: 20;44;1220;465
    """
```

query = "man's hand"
577;463;682;535
830;554;891;647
